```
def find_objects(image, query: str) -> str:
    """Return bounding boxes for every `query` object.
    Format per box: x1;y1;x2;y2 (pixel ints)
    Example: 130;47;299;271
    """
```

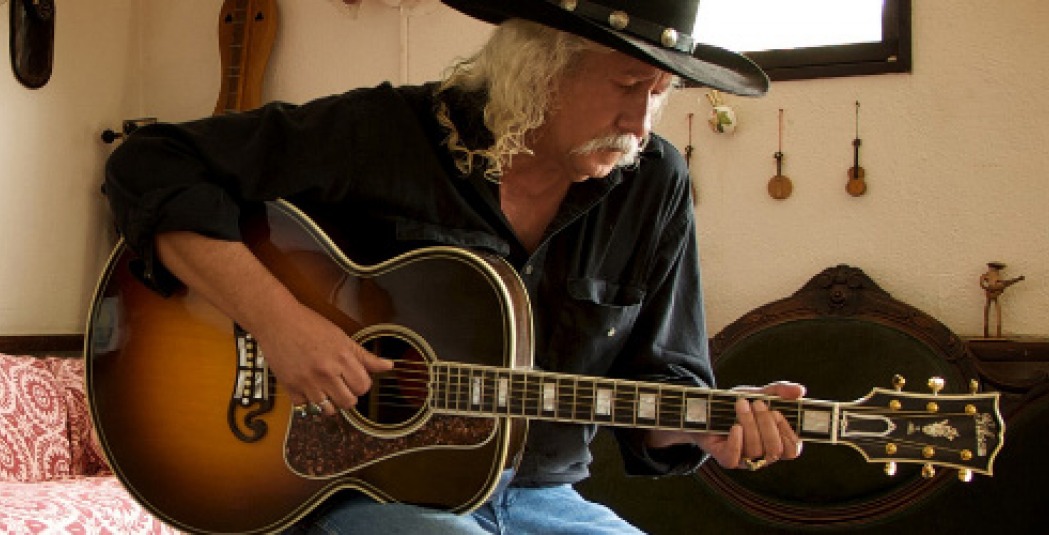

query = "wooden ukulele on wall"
215;0;279;115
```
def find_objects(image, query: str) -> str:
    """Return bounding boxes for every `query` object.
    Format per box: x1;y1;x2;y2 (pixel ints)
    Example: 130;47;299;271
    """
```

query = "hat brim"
441;0;769;96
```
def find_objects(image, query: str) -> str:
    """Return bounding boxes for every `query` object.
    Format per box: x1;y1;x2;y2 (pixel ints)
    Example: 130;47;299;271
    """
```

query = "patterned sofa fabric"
0;353;181;534
1;477;177;534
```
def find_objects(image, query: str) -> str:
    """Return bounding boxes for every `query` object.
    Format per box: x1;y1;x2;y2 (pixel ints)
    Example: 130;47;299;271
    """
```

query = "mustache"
570;134;645;168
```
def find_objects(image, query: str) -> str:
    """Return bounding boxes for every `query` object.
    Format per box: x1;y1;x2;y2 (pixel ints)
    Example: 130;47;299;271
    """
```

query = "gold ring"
741;458;768;471
293;404;309;418
307;402;324;416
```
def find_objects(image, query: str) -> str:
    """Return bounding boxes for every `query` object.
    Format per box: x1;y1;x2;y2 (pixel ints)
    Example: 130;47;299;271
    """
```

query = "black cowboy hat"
441;0;769;96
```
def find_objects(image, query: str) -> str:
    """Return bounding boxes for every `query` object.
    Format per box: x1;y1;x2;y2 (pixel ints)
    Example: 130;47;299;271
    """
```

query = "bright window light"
695;0;884;52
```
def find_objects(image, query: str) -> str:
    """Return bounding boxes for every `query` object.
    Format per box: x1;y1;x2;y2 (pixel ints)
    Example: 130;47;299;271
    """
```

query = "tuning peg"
959;469;973;483
969;379;980;394
921;463;936;479
892;374;906;391
884;462;897;477
927;376;945;395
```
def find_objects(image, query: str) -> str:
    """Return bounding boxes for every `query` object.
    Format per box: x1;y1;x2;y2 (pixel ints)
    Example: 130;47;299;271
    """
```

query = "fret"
594;382;613;423
480;368;496;415
451;365;467;411
510;372;528;417
658;387;685;430
575;379;596;422
613;383;637;426
556;377;576;421
429;363;444;410
468;368;479;407
496;371;510;414
710;392;740;432
800;404;834;439
636;384;659;424
524;373;541;417
438;363;452;411
682;392;710;432
541;379;557;415
448;365;461;412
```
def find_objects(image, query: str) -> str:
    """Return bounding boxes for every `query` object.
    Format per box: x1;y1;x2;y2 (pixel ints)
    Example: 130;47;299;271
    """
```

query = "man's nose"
617;94;654;140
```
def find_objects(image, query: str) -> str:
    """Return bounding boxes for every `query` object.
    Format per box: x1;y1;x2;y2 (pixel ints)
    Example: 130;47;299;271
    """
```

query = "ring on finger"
740;457;768;471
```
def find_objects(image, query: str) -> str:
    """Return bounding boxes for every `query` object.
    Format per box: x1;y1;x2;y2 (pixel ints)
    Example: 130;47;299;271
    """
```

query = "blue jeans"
291;472;644;534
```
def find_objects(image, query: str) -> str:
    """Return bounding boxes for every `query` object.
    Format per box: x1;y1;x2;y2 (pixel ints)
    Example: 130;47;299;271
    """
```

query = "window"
694;0;911;82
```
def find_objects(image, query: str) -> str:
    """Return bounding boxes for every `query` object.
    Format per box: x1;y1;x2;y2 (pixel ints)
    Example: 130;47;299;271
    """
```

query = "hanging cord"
685;113;699;204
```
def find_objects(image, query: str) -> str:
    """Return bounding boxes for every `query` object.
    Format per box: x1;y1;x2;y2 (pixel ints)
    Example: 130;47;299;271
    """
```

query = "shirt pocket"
546;277;645;373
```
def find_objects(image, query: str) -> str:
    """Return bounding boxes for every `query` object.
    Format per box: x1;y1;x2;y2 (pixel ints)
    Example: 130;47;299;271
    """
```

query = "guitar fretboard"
429;362;839;441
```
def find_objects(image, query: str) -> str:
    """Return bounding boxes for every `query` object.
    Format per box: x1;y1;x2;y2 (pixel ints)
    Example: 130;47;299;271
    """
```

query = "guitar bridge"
227;325;275;443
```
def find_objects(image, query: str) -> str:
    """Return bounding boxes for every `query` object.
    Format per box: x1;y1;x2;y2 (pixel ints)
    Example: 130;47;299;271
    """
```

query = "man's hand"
698;382;806;470
254;303;393;416
155;231;393;417
647;381;806;470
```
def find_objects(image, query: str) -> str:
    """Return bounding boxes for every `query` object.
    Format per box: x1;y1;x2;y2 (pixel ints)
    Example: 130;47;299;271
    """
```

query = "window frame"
695;0;912;84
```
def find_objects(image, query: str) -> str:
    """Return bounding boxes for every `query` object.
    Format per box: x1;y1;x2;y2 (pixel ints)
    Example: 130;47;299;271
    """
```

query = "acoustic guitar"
85;200;1005;534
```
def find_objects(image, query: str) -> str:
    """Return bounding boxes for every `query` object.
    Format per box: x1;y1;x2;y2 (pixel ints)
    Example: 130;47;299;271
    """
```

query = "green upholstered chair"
576;265;1017;534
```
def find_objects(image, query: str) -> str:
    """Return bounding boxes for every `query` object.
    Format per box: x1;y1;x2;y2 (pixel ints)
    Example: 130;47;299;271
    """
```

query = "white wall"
0;1;140;335
1;0;1045;340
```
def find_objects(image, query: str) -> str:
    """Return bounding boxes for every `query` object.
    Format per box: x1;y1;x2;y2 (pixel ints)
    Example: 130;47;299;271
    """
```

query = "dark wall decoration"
9;0;55;89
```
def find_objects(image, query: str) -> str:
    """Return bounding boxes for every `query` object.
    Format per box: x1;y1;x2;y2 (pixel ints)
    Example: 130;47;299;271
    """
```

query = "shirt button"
523;265;534;275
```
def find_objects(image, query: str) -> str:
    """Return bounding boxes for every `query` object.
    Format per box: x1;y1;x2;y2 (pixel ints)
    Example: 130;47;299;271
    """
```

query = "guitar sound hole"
357;335;430;427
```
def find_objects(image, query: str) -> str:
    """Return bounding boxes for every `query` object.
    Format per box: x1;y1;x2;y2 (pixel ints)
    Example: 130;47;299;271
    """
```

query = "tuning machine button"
892;374;906;391
928;376;945;395
959;469;974;483
884;462;898;477
921;464;936;479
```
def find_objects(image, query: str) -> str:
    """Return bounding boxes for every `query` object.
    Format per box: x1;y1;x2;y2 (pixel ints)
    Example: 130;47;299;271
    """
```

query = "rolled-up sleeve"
103;83;418;292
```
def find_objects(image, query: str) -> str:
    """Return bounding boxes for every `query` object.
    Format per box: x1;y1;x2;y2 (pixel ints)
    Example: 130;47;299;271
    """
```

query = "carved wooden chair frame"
699;264;985;528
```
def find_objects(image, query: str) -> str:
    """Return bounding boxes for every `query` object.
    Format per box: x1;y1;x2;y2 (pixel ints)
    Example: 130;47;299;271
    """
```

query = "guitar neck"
429;362;839;442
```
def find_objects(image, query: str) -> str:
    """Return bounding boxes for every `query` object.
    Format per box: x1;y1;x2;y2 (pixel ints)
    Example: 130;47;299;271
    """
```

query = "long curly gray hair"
437;19;674;181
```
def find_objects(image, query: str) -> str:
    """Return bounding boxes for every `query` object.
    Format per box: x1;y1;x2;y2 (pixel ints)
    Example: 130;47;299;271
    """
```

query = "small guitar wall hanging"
768;108;793;200
847;100;868;196
9;0;55;89
215;0;279;115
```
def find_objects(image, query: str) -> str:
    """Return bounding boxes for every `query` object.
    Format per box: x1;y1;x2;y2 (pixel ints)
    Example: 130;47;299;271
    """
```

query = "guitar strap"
9;0;55;89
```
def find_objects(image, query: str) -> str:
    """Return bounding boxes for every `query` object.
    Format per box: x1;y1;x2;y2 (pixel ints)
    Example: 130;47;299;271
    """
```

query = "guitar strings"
258;359;972;427
239;359;988;466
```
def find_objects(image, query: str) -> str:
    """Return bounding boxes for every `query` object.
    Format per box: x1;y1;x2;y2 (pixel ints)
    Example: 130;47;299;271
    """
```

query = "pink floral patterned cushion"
47;357;111;476
0;354;71;482
0;476;181;534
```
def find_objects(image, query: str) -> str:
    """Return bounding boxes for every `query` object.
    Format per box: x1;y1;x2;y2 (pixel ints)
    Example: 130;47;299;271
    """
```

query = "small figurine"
980;262;1025;338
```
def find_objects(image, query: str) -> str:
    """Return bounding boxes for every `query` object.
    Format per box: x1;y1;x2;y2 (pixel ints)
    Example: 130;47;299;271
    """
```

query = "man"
105;0;805;532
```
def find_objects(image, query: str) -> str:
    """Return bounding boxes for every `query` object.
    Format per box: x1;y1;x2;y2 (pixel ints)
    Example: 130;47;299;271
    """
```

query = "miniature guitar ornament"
768;108;793;199
214;0;278;115
847;100;868;196
86;200;1005;535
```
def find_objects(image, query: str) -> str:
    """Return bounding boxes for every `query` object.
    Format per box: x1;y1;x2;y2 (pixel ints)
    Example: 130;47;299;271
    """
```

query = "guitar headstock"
839;375;1004;481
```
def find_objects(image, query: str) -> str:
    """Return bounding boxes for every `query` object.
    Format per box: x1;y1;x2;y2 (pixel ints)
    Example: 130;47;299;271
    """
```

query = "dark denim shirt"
104;82;713;487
